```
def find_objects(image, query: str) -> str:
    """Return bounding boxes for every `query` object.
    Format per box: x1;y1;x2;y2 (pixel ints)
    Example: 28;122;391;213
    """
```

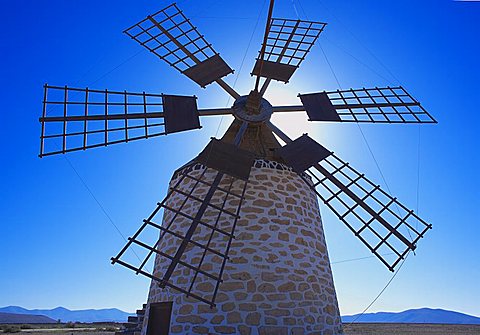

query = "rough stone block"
259;326;288;335
213;325;236;334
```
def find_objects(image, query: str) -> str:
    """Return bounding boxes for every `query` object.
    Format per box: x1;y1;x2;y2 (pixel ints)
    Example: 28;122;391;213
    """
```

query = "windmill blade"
112;140;254;307
275;134;432;271
295;86;437;123
252;18;326;94
124;3;239;99
39;85;232;158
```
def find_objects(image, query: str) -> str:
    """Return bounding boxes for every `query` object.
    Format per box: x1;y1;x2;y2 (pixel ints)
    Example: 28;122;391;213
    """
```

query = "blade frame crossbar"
330;86;435;123
159;201;234;239
161;169;248;306
124;3;239;99
128;237;222;282
254;0;275;92
180;166;245;199
147;16;239;99
187;175;236;294
293;86;437;123
145;219;227;259
210;174;249;304
111;162;247;307
305;155;431;271
314;162;416;250
259;19;300;96
111;163;198;268
134;164;210;274
40;85;166;157
41;110;231;122
171;187;240;218
41;122;164;139
112;258;214;306
124;4;212;71
314;171;406;260
267;121;431;271
317;155;429;237
253;17;326;86
156;123;249;305
112;162;249;307
39;85;234;157
304;172;403;270
261;18;326;66
159;121;250;296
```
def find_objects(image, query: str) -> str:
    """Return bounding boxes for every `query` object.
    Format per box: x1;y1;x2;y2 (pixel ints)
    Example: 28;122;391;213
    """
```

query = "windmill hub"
232;95;273;123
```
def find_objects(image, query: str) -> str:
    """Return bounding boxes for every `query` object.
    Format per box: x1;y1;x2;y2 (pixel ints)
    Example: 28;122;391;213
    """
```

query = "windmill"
39;1;436;334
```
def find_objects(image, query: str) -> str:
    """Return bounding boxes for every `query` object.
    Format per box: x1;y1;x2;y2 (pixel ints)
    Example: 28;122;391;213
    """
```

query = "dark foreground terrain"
0;323;119;335
2;323;480;335
344;322;480;335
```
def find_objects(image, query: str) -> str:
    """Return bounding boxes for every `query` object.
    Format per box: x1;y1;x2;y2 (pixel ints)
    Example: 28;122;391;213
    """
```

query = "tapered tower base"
142;160;343;335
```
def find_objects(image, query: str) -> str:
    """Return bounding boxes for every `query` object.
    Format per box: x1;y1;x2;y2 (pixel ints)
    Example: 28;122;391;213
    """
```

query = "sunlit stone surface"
142;160;343;335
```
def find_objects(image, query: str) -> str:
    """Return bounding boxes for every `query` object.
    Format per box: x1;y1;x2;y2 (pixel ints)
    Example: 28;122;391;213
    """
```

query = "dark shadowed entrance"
146;302;173;335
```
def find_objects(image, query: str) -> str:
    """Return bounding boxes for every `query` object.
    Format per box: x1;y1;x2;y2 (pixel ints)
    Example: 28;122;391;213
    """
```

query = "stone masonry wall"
142;160;343;335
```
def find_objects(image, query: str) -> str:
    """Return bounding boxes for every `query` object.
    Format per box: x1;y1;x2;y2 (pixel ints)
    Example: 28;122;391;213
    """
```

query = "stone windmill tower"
39;1;437;334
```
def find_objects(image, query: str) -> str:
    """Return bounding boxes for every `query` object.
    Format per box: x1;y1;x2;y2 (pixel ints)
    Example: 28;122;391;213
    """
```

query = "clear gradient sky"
1;0;479;317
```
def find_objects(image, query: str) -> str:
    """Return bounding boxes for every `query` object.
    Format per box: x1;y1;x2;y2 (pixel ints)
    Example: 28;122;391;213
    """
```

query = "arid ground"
343;323;480;335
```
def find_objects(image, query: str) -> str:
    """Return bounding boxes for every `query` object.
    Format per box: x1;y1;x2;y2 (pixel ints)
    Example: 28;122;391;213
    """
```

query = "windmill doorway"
146;302;173;335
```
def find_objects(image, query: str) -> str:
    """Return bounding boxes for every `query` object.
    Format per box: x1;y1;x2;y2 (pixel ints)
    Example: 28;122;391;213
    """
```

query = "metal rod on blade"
159;120;250;288
39;84;48;157
271;101;421;114
272;105;305;113
266;120;415;250
148;16;240;100
198;108;233;116
259;19;300;96
83;88;89;148
234;121;249;146
254;0;275;92
312;162;415;250
215;80;241;100
39;108;233;122
266;120;293;143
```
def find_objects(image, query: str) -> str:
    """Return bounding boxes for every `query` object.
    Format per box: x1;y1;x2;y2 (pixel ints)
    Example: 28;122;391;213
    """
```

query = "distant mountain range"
342;308;480;324
0;306;133;323
1;306;479;325
0;312;56;324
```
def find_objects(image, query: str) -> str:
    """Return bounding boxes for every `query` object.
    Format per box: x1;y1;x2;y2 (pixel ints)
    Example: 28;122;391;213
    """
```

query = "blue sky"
1;0;479;317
